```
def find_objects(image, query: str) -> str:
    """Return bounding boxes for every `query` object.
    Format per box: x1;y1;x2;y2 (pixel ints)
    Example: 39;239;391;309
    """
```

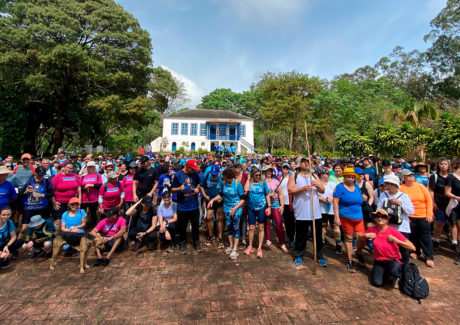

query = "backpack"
103;180;121;193
400;262;429;303
382;192;404;225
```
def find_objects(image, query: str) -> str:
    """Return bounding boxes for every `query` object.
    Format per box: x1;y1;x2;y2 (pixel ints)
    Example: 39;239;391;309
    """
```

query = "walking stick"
304;120;317;275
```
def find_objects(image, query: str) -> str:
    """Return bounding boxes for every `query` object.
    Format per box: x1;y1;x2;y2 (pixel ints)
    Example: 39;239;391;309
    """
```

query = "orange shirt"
400;182;433;218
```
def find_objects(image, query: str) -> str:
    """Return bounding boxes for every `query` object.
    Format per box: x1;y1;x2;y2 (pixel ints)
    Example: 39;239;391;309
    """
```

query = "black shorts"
322;214;335;225
23;208;51;224
207;199;223;211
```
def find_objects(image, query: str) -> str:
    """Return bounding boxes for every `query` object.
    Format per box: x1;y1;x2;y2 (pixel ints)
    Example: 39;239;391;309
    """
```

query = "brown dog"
50;234;105;273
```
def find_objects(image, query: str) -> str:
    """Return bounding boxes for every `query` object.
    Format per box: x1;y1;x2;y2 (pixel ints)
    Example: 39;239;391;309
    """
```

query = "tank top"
292;174;321;221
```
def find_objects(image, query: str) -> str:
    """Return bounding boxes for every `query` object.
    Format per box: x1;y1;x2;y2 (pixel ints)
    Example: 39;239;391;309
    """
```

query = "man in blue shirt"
171;159;202;254
0;166;16;209
200;165;224;248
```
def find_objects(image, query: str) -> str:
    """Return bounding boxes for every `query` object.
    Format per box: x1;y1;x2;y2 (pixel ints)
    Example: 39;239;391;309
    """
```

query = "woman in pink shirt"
365;209;415;288
122;162;136;216
51;163;81;228
263;166;286;252
98;172;124;216
80;162;103;227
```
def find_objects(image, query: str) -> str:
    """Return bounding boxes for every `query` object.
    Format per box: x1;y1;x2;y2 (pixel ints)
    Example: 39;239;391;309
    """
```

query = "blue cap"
354;167;364;175
378;178;384;185
210;165;220;176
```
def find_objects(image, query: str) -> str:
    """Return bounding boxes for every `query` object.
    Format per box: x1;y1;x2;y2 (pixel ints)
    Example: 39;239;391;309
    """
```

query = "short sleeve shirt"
95;217;126;237
171;170;200;211
333;183;363;220
0;181;17;209
247;181;269;211
0;219;15;246
61;209;86;233
219;179;245;214
366;226;407;261
133;166;159;197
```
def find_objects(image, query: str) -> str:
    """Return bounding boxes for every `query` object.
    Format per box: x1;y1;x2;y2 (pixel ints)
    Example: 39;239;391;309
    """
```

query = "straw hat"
338;167;359;179
0;166;12;175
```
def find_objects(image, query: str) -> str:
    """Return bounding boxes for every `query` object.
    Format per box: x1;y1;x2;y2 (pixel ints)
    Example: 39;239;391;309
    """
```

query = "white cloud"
161;66;206;109
222;0;313;24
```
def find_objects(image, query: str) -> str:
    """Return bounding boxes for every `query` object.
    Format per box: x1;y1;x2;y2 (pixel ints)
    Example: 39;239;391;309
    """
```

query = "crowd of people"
0;150;459;288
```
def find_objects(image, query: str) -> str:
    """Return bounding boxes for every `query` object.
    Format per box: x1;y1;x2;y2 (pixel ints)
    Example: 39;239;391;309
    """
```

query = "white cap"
383;174;400;188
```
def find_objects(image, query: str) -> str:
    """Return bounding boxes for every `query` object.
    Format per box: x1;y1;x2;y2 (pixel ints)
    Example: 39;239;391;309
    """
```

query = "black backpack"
400;262;429;303
382;192;404;225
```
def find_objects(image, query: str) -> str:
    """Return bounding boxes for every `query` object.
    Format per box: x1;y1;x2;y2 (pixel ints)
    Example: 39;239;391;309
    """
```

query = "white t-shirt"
377;191;414;234
157;202;177;221
318;181;336;215
292;174;321;220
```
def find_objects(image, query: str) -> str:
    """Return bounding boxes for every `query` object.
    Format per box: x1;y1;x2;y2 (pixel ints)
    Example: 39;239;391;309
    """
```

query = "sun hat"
0;166;12;175
69;197;80;205
107;171;118;179
338;167;359;179
401;169;414;176
261;165;275;172
185;159;199;170
383;174;400;188
372;209;389;218
29;215;46;228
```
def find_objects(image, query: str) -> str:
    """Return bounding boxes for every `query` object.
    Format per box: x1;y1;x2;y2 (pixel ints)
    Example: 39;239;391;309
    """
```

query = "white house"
152;109;254;153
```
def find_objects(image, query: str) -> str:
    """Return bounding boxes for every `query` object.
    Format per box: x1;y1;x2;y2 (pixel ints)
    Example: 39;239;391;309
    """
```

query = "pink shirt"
95;217;126;237
98;182;125;210
366;226;407;262
80;173;103;203
266;178;280;208
122;174;135;202
52;173;80;203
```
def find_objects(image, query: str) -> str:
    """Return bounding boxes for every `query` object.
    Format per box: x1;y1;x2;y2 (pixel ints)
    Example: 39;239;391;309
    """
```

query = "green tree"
198;88;244;112
0;0;153;154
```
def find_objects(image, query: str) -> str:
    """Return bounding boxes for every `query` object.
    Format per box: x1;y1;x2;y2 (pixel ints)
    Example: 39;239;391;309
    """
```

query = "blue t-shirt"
22;178;51;211
363;166;377;181
61;209;86;233
333;183;363;220
247;180;269;211
171;170;200;211
414;174;429;187
157;174;171;196
200;173;223;199
0;219;15;246
219;179;245;214
0;181;16;209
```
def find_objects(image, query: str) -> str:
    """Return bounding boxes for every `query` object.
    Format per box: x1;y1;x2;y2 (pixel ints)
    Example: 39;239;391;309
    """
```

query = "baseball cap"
383;175;400;188
401;169;414;176
69;197;80;205
105;206;119;216
35;166;46;176
140;156;149;163
296;156;309;166
129;161;137;168
142;196;153;206
21;153;32;160
210;165;220;176
87;161;97;167
281;162;290;169
186;159;199;170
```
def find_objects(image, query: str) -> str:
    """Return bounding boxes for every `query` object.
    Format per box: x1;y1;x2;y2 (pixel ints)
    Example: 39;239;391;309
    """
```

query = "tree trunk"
24;105;38;155
53;105;65;153
291;125;297;152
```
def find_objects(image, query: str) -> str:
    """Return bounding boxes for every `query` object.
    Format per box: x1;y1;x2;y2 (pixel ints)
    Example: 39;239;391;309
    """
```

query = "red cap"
186;159;199;170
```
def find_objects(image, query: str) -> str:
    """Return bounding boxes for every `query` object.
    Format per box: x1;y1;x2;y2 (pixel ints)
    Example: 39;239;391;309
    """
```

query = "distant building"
152;109;254;153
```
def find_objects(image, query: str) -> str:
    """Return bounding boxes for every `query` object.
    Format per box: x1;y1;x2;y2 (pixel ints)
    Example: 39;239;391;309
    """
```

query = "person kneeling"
126;196;158;251
364;209;416;288
0;206;24;268
157;191;178;253
24;215;55;261
90;207;126;267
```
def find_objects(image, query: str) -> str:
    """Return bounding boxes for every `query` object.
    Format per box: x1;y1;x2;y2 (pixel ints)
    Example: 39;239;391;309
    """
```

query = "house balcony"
207;134;240;141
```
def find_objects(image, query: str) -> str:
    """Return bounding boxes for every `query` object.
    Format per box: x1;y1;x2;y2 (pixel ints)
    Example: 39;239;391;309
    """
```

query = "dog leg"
50;238;63;271
79;238;87;274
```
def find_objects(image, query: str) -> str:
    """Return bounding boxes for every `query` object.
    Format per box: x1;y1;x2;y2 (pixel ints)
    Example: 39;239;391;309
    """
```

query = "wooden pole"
304;120;317;275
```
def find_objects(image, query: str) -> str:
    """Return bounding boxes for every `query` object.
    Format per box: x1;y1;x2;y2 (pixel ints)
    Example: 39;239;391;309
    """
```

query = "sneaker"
225;246;233;255
392;277;400;289
347;260;356;273
102;258;110;267
295;257;302;266
217;238;224;249
336;243;343;255
132;241;141;252
29;250;43;261
0;259;10;269
94;258;103;267
194;242;202;253
244;246;254;255
356;253;365;264
205;236;214;247
180;243;187;255
257;248;263;258
318;258;327;267
166;244;174;253
229;250;239;260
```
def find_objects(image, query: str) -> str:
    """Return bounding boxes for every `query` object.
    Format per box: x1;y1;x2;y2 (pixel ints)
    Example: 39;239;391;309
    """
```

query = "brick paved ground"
0;231;459;324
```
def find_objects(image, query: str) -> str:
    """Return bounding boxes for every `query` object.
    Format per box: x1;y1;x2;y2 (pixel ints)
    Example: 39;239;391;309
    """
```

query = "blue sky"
116;0;446;107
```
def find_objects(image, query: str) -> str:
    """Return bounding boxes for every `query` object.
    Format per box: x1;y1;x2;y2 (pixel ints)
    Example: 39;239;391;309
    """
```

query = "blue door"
210;125;217;139
191;142;196;151
229;126;236;140
210;143;216;152
172;142;177;151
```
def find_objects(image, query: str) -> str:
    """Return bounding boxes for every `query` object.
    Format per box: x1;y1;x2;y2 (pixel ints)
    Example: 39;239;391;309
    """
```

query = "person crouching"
126;196;158;251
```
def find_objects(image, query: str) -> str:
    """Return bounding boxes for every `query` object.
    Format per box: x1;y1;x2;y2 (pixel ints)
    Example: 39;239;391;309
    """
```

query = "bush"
175;147;186;155
271;148;298;157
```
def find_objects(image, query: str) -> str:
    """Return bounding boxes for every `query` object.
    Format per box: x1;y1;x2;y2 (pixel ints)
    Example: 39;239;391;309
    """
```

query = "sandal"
257;248;263;258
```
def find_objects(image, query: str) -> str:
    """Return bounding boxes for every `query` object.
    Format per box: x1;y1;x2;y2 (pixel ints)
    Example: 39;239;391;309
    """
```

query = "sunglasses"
375;215;388;220
282;166;289;169
22;158;30;161
254;174;261;177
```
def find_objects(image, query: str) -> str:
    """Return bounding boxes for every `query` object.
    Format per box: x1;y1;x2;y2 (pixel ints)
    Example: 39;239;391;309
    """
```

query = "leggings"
225;212;241;239
283;205;295;243
265;207;285;245
239;213;248;241
372;259;402;287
